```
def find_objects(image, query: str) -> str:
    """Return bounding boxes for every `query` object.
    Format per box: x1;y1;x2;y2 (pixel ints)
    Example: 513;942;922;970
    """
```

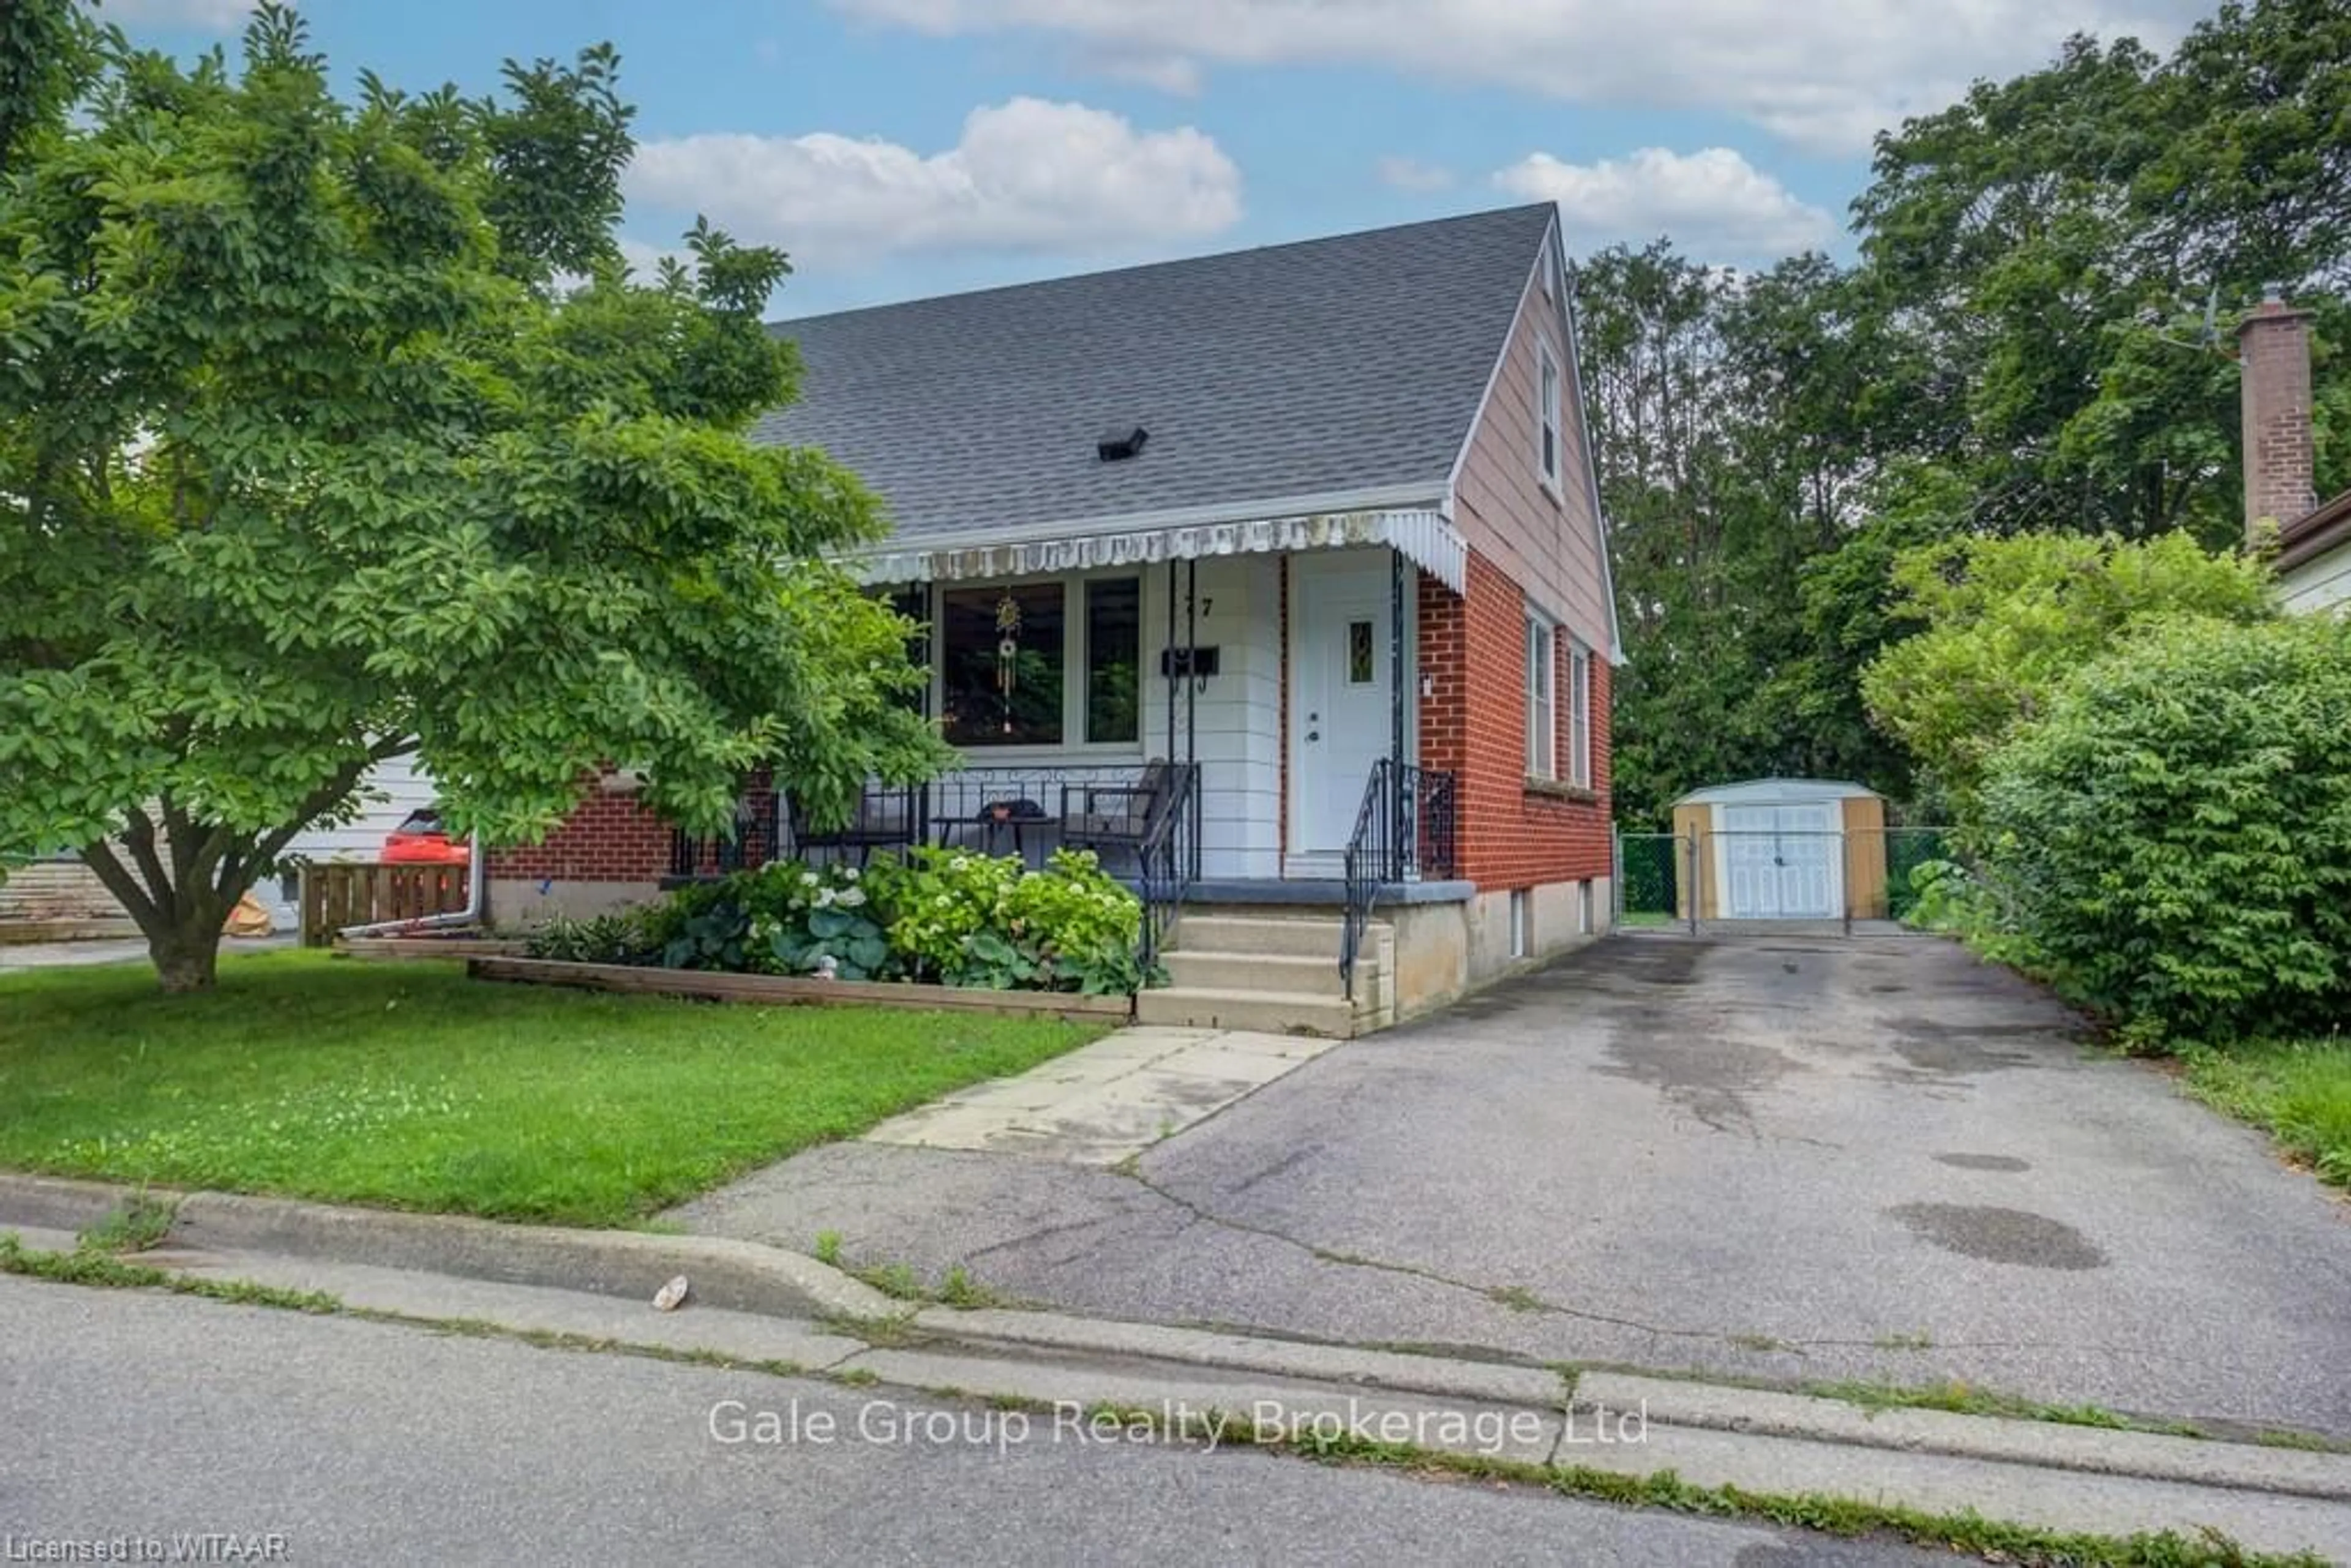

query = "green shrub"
522;910;658;966
650;861;894;980
1863;531;2274;827
877;846;1142;992
610;847;1150;994
1978;614;2351;1045
1005;849;1149;994
878;847;1028;985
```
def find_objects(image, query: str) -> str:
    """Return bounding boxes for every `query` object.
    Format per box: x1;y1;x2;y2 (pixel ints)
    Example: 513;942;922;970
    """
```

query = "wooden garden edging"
467;955;1135;1022
336;935;529;961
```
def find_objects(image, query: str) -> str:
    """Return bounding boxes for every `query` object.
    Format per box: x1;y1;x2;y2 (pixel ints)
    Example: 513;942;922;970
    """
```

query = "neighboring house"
0;754;437;932
2238;287;2350;612
2276;491;2351;613
487;204;1621;1030
249;752;441;929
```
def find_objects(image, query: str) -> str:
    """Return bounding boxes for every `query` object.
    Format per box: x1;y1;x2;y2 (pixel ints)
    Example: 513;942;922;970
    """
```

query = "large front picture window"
942;584;1064;745
937;577;1141;749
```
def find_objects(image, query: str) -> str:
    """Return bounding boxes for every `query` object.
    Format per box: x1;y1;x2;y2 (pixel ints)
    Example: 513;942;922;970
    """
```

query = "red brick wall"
1419;549;1613;891
484;777;672;883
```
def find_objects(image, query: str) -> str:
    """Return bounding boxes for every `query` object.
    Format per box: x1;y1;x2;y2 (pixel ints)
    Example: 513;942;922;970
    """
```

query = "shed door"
1722;804;1840;919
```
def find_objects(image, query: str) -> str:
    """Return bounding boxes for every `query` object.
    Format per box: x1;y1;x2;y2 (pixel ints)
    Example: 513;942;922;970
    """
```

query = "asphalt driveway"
677;933;2351;1437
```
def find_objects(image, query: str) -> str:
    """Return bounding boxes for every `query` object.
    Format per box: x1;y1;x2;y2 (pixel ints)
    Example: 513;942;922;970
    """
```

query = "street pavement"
0;1274;1940;1566
677;932;2351;1437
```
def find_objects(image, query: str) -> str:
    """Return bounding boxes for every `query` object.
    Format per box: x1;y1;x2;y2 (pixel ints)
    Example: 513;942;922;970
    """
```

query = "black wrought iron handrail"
1340;759;1459;1000
1340;763;1389;1003
1134;762;1202;973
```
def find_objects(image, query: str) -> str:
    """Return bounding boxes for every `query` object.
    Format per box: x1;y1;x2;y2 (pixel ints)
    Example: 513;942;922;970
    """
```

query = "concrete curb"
1575;1371;2351;1505
9;1172;2347;1515
0;1174;897;1323
912;1306;1569;1408
910;1308;2351;1505
0;1173;135;1236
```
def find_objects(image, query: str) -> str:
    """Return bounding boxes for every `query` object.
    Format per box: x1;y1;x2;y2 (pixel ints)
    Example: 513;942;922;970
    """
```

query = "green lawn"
0;951;1108;1226
2181;1038;2351;1189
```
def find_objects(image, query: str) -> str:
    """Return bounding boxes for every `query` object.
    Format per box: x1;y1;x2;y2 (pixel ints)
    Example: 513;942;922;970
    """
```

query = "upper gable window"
1536;340;1563;490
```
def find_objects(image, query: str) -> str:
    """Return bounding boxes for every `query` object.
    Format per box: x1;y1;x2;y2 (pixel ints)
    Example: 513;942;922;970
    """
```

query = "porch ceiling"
855;506;1466;595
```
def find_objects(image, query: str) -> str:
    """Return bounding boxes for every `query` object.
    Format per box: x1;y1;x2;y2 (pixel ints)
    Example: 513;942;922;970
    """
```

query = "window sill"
1524;778;1600;805
941;744;1150;764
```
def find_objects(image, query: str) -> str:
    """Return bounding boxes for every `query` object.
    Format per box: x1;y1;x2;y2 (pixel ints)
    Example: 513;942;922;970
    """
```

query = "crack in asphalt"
1119;1165;1763;1349
1109;1165;2099;1360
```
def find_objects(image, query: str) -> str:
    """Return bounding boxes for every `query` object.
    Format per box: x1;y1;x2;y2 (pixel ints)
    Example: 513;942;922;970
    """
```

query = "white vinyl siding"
2280;542;2351;614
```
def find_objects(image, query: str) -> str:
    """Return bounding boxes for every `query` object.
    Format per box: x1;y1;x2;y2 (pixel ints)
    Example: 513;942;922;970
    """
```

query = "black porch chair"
786;785;924;866
1060;760;1176;871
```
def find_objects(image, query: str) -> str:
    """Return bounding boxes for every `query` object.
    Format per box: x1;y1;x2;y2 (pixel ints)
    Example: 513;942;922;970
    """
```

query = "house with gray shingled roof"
491;204;1620;1031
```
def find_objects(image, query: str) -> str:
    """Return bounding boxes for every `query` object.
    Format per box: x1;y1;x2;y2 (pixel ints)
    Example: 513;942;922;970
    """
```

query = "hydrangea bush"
525;847;1150;994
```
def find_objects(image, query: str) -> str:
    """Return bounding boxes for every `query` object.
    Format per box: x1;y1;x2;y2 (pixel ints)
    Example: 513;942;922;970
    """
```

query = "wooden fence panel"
300;862;470;946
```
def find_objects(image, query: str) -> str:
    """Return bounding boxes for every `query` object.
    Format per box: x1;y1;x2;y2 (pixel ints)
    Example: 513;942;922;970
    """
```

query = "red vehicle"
381;808;470;865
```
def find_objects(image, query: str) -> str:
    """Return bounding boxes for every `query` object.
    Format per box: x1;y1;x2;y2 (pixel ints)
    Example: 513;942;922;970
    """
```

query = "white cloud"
1376;156;1455;193
624;97;1241;266
1495;147;1834;262
103;0;253;27
1075;47;1203;96
827;0;2208;154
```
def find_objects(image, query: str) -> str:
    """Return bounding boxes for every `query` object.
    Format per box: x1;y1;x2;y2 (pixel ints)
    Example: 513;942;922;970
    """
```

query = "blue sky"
115;0;2215;318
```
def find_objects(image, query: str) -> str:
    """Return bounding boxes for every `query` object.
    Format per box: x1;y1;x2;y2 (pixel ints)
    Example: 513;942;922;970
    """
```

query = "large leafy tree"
1588;0;2346;828
0;5;946;991
1854;0;2351;545
1580;244;1911;825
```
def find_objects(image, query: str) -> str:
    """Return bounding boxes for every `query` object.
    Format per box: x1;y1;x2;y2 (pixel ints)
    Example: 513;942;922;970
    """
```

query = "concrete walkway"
0;934;294;970
861;1026;1341;1165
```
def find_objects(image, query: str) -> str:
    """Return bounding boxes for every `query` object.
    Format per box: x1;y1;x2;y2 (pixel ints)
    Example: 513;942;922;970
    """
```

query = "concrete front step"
1134;986;1362;1038
1163;950;1348;997
1171;913;1360;960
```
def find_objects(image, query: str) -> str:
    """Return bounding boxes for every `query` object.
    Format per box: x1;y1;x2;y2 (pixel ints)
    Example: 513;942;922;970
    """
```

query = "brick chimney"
2238;284;2316;549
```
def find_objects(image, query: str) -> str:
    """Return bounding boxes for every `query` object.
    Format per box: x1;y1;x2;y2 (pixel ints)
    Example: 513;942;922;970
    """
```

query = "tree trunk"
147;907;226;994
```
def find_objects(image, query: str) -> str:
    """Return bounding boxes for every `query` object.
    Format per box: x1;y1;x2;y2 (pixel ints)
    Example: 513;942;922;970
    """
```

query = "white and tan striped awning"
855;507;1467;595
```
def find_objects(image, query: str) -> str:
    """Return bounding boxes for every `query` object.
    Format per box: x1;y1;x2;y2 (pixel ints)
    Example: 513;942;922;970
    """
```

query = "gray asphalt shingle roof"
752;204;1557;546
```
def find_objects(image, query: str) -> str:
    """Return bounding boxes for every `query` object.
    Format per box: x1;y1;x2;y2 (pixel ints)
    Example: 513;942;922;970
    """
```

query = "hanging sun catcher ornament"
994;593;1023;735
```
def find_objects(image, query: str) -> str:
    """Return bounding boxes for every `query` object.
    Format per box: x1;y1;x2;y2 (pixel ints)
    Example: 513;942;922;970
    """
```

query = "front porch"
674;541;1468;1026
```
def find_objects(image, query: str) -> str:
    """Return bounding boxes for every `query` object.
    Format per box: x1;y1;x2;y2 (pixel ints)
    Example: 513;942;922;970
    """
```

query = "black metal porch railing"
667;764;1177;878
669;786;783;880
1133;762;1202;972
1341;760;1460;1000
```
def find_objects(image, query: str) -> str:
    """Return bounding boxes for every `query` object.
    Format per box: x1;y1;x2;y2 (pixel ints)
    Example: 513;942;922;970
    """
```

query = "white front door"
1289;555;1394;858
1721;804;1840;918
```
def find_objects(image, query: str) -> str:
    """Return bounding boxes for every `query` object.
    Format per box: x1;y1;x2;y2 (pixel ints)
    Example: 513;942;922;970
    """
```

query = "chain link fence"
1614;827;1952;934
